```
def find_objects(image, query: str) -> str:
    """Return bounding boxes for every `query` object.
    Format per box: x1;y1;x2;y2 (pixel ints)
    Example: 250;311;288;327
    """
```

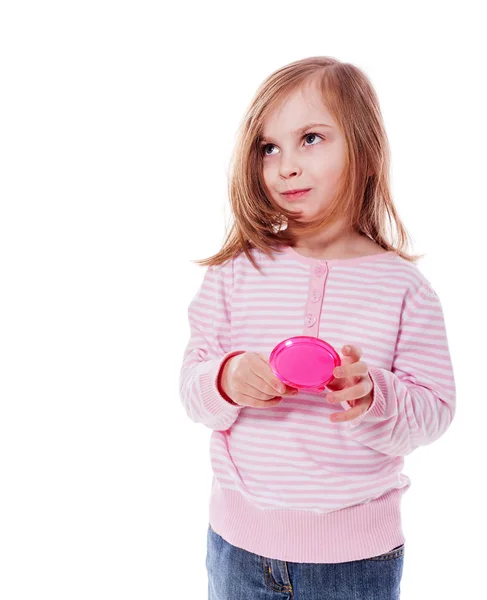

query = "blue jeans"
207;523;404;599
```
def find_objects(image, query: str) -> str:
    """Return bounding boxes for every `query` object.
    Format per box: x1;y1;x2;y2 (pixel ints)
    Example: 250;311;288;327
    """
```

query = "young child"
179;56;456;600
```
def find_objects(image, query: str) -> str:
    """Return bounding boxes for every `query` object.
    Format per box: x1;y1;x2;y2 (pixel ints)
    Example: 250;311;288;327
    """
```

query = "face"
260;81;347;223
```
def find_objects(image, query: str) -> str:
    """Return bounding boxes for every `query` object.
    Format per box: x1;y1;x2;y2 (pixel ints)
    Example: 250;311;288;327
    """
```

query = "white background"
1;1;486;598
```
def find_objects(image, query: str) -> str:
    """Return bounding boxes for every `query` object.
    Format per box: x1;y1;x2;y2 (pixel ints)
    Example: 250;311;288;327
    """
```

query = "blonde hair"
195;56;424;272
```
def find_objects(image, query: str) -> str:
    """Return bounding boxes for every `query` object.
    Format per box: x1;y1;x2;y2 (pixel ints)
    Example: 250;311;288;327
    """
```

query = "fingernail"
343;345;351;353
334;367;343;377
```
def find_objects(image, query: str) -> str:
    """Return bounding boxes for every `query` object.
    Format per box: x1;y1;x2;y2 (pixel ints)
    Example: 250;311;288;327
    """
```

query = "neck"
290;218;363;260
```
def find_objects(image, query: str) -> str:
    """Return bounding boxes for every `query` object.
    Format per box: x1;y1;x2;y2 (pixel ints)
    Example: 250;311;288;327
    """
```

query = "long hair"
194;56;424;272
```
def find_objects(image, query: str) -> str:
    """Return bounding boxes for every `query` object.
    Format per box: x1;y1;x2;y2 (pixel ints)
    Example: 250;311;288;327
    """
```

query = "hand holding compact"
220;352;299;408
325;344;374;422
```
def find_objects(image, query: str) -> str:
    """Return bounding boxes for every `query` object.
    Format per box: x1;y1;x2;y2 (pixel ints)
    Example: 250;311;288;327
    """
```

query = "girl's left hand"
325;344;374;422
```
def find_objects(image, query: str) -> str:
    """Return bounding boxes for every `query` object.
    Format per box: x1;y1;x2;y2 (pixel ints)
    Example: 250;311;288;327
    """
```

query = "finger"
332;360;369;380
235;391;283;409
283;386;299;396
242;382;282;400
324;377;348;392
326;360;367;393
330;397;369;422
251;358;287;395
327;345;359;387
327;377;372;403
242;382;298;400
342;344;362;362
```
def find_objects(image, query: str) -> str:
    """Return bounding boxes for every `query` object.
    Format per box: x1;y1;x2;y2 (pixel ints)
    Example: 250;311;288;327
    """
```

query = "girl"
179;56;456;599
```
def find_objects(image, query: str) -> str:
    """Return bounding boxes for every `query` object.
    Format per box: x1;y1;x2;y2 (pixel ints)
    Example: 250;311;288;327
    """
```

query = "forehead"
261;82;336;138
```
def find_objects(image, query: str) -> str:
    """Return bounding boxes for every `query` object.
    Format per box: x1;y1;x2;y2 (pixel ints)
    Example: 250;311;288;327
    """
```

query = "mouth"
281;188;312;200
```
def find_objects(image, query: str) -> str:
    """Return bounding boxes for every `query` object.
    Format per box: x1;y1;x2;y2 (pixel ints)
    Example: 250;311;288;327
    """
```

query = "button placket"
303;261;328;336
310;288;321;303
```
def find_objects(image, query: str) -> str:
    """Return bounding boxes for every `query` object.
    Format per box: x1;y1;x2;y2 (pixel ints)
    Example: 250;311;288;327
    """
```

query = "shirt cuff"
215;351;246;406
341;367;388;429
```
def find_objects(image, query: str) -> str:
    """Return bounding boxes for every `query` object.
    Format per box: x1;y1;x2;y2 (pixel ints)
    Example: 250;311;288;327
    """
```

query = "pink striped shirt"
179;244;456;563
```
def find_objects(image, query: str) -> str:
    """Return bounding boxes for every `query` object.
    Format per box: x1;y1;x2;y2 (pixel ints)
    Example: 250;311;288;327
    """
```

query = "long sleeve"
341;282;456;457
179;261;244;431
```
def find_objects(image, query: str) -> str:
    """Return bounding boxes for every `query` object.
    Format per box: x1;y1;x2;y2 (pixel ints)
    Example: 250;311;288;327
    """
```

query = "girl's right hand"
220;352;299;408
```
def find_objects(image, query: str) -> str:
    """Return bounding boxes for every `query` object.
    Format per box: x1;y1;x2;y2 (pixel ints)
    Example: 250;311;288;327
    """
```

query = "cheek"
261;167;282;207
262;165;280;200
262;162;273;186
310;152;343;178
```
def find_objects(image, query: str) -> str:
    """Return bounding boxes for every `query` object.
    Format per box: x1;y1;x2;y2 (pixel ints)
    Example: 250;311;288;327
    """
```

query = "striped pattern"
179;245;456;562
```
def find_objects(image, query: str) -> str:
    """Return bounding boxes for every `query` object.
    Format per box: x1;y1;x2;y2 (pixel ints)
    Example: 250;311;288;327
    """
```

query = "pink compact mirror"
269;335;341;392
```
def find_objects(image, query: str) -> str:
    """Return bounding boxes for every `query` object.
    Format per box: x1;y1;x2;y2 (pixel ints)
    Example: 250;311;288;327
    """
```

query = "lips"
282;188;311;199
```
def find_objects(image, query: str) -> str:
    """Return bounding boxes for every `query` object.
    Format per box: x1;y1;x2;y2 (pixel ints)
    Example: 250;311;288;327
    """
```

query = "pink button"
305;314;316;327
314;264;327;277
311;289;321;302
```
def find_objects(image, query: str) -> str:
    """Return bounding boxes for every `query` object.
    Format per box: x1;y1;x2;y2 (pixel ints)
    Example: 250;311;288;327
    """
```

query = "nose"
279;152;302;179
279;150;301;178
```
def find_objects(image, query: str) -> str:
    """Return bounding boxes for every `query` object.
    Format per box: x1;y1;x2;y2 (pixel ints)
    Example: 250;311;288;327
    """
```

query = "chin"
293;211;314;222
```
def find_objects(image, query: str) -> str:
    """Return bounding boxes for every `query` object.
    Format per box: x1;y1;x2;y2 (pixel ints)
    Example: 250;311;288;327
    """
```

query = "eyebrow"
260;122;333;143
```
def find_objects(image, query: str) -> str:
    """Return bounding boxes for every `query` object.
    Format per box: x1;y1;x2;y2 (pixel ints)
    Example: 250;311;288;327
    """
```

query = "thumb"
325;347;354;392
282;386;299;396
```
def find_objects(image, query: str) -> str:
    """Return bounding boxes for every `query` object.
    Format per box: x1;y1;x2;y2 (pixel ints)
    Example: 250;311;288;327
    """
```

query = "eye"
261;132;323;156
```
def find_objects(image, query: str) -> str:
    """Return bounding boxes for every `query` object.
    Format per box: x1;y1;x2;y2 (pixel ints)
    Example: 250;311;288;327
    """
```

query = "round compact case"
269;335;341;392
